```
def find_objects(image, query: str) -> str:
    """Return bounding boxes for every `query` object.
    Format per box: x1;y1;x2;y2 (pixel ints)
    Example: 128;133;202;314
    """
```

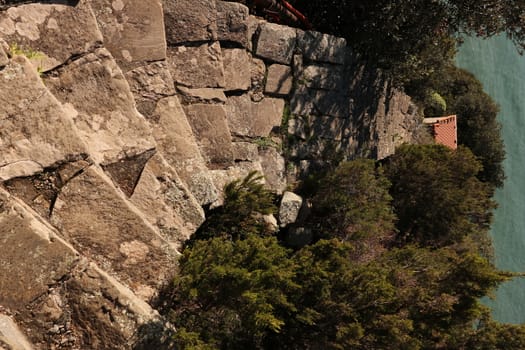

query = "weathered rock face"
1;0;423;347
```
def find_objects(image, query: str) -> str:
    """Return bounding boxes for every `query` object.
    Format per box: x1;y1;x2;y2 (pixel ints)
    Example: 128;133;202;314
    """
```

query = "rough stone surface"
265;64;292;96
291;85;350;118
0;39;8;67
288;115;345;141
0;0;103;71
296;30;348;64
216;1;250;48
249;56;266;101
125;61;175;116
167;43;225;88
130;153;205;246
298;63;346;90
223;48;251;91
255;22;296;64
0;315;34;350
150;96;218;205
209;161;264;206
163;0;217;44
50;166;177;297
0;56;87;181
232;142;259;162
44;48;156;165
259;147;287;194
279;191;303;227
183;103;234;165
176;86;227;104
90;0;166;71
0;188;78;311
226;94;284;137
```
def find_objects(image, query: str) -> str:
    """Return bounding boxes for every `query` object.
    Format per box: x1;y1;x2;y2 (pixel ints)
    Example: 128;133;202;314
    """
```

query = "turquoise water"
456;36;525;324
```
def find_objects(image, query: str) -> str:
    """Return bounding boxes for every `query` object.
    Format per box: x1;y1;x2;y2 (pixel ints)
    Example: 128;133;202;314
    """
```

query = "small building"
423;115;457;149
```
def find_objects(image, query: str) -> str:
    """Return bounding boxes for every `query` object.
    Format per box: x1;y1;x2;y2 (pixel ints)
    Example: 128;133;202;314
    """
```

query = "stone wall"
0;0;422;348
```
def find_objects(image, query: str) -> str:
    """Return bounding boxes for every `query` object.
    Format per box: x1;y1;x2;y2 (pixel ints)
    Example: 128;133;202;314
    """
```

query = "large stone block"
183;103;234;165
51;166;177;296
90;0;166;72
255;22;296;64
149;96;218;205
288;115;345;141
223;48;251;91
163;0;217;44
0;56;87;181
226;94;285;137
177;86;227;104
216;1;250;48
131;153;205;246
290;85;350;118
0;188;78;311
265;64;292;96
209;161;264;206
0;0;103;71
125;61;176;116
297;30;347;64
167;42;225;88
259;147;286;194
298;63;346;90
44;48;156;165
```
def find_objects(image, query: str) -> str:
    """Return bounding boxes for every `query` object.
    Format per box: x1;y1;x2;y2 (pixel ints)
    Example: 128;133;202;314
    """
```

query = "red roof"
423;115;457;149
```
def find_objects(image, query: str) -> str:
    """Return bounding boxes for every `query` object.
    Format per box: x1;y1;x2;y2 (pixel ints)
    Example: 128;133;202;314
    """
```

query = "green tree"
306;159;396;260
192;171;276;242
170;235;298;349
384;144;496;249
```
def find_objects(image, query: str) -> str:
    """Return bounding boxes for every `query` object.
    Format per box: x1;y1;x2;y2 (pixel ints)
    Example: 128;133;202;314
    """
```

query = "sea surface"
456;35;525;324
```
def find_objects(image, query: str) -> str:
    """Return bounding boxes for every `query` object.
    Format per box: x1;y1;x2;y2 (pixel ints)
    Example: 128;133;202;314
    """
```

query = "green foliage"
308;159;396;245
169;235;298;349
294;0;525;77
384;144;496;250
425;91;447;117
192;171;276;242
429;66;505;188
164;152;523;349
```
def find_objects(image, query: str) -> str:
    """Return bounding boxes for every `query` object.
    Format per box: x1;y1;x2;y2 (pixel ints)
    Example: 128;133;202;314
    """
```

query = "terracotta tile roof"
423;115;457;149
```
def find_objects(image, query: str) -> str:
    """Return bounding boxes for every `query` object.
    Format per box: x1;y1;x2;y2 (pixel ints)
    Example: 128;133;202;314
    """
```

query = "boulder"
0;0;103;71
183;103;234;165
163;0;217;44
0;55;87;181
226;94;284;137
278;191;303;227
216;1;250;48
296;30;347;65
223;48;251;91
89;0;166;71
265;64;292;96
255;22;296;64
43;48;156;165
167;43;225;88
